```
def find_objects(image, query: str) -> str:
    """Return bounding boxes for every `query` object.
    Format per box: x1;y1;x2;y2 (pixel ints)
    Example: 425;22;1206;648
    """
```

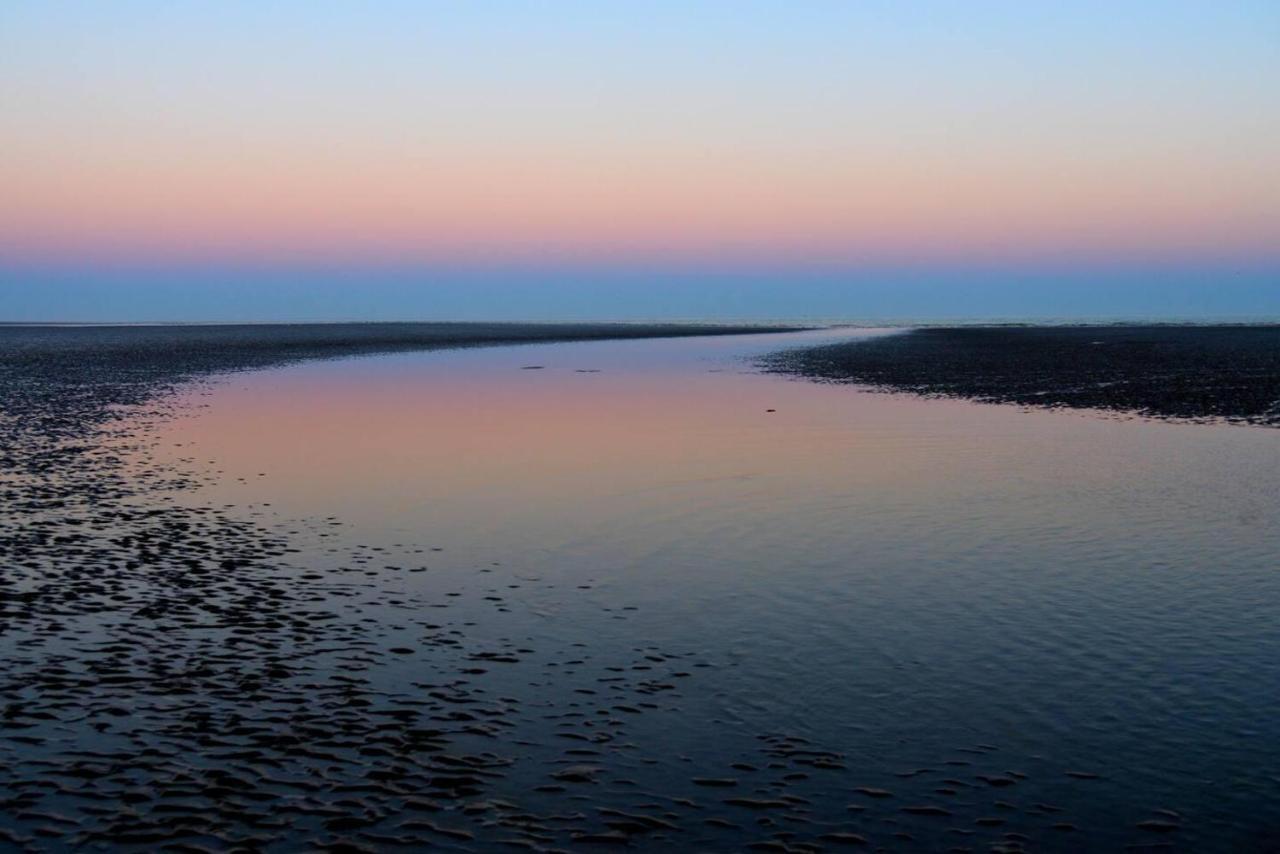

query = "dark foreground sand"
0;322;795;850
762;325;1280;427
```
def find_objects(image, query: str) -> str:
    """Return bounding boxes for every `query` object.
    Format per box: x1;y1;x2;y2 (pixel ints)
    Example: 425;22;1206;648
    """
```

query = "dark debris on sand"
761;325;1280;426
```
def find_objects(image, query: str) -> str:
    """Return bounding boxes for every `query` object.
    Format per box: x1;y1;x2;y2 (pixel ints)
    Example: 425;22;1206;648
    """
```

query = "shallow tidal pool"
138;328;1280;851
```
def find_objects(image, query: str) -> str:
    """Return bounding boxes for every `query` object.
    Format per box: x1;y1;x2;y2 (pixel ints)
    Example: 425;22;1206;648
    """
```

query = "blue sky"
2;1;1277;320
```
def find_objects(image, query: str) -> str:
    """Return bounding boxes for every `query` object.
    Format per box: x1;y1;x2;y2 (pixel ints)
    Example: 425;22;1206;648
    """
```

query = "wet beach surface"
0;322;793;852
762;325;1280;427
3;325;1280;852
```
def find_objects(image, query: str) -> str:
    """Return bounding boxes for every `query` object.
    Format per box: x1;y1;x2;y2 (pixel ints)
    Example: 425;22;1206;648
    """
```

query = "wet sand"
3;322;1278;851
0;322;799;851
762;325;1280;426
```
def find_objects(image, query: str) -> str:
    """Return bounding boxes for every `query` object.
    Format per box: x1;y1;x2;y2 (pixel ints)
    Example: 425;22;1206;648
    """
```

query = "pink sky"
2;3;1277;271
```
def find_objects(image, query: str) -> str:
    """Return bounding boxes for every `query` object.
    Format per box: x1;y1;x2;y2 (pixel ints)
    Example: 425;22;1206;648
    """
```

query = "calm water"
143;329;1280;851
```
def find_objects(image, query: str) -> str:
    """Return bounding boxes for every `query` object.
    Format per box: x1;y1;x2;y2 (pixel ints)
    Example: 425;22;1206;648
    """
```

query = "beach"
2;324;1279;851
6;2;1278;849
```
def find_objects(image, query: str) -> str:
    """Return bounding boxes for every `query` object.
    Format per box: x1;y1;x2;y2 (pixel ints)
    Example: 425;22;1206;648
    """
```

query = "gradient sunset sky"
2;1;1277;320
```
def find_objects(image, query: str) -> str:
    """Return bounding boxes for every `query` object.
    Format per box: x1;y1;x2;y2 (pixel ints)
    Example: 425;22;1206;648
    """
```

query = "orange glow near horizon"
2;3;1278;270
3;130;1278;267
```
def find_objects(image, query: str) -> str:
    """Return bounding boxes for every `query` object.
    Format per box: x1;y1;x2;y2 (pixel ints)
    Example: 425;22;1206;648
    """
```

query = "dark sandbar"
762;325;1280;426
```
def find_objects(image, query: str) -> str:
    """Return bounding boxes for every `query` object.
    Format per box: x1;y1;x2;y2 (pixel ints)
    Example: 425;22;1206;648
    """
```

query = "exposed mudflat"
761;325;1280;426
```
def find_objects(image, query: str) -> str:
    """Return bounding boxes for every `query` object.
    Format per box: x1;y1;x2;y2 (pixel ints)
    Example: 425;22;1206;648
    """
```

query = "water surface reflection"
147;329;1280;851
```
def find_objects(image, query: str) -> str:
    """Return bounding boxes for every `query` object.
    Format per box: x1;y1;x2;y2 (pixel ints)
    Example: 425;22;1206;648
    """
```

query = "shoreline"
0;322;800;447
761;325;1280;427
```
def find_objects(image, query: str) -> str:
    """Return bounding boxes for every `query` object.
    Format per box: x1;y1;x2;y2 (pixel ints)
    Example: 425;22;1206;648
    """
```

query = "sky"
2;1;1278;321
